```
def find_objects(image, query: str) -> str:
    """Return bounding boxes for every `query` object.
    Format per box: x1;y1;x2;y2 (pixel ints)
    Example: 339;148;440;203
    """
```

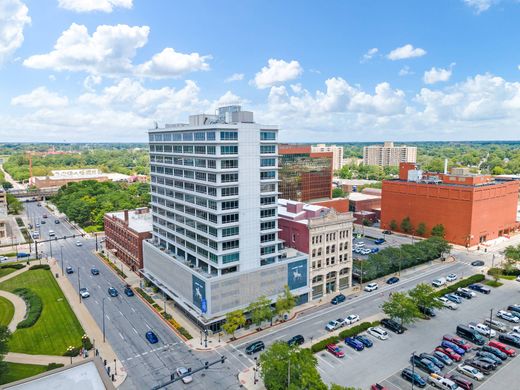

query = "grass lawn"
0;295;14;326
485;280;504;288
0;269;85;355
0;267;17;278
0;362;51;385
498;274;517;280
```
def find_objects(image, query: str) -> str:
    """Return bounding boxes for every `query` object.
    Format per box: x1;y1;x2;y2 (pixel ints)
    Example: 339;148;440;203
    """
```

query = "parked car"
16;252;30;258
445;293;462;304
508;304;520;316
124;286;135;297
345;314;360;324
410;355;441;375
468;322;496;338
175;367;193;384
446;374;474;390
382;230;393;235
108;287;118;297
441;340;465;356
90;267;99;275
145;331;159;344
496;310;520;323
488;340;517;356
245;341;265;354
364;283;378;292
436;297;458;310
325;320;340;332
464;359;493;375
419;305;436;317
468;284;490;294
42;214;48;218
401;368;426;388
326;344;345;358
480;345;508;360
484;318;507;333
433;350;453;365
66;266;74;274
471;260;485;266
386;276;400;284
367;327;388;340
287;335;305;347
446;273;458;282
457;287;476;297
344;337;364;351
371;248;379;254
456;364;484;381
40;220;46;224
427;373;458;390
432;278;447;288
380;318;405;334
511;326;520;337
354;334;373;348
79;287;90;298
435;347;461;362
370;384;388;390
331;294;346;304
474;357;498;370
443;334;472;351
419;353;444;369
374;238;385;245
456;325;486;345
498;333;520;348
455;289;473;299
475;350;503;365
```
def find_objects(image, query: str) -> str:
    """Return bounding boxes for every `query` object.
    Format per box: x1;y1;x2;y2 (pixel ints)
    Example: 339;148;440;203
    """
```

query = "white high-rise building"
311;144;345;171
143;106;309;330
363;141;417;167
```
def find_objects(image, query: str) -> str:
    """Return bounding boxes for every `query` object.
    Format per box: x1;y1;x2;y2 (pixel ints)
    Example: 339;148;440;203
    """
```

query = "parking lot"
352;231;413;259
317;279;520;389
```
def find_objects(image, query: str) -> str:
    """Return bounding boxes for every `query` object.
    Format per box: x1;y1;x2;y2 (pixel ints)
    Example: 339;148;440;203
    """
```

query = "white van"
432;277;447;288
48;230;56;237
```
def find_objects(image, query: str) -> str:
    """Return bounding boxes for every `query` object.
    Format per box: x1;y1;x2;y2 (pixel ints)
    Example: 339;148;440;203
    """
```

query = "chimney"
123;210;129;224
444;158;448;174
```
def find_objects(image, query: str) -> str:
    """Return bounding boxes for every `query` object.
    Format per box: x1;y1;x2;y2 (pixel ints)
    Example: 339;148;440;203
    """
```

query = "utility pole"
49;238;53;259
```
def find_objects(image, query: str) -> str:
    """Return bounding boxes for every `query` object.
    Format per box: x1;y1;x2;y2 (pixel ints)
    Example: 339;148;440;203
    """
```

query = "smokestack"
124;210;129;223
444;159;448;174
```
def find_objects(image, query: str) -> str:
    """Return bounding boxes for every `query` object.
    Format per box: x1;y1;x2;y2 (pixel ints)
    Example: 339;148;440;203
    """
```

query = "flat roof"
348;192;381;201
384;178;514;189
106;209;152;233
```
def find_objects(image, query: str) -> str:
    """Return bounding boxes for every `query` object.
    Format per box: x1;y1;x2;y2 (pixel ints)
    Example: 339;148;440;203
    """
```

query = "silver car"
176;367;193;384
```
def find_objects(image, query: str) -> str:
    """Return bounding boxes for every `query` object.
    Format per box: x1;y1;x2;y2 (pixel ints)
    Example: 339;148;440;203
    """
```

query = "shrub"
311;336;340;353
152;303;162;310
82;336;93;350
13;287;43;328
434;274;485;297
135;287;155;304
488;267;520;276
178;327;193;340
63;347;80;357
162;312;173;320
338;321;375;339
0;263;25;270
29;264;50;270
46;363;64;371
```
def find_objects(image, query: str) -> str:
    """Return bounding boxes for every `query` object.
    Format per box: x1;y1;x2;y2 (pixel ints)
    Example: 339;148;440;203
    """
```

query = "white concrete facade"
363;141;417;167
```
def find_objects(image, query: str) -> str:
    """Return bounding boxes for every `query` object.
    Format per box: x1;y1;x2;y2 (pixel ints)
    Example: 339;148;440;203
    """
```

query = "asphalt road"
24;202;241;390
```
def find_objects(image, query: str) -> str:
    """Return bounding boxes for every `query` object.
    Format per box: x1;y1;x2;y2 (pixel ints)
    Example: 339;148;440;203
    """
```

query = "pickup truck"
469;322;496;338
427;373;459;390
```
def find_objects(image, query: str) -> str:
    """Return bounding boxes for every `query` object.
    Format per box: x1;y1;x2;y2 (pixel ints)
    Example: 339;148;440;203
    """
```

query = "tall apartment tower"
363;141;417;167
311;144;345;171
143;106;309;331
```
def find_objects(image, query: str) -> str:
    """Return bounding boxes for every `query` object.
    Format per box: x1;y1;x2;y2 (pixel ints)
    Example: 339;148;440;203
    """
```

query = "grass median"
0;295;14;326
0;362;64;385
0;269;85;355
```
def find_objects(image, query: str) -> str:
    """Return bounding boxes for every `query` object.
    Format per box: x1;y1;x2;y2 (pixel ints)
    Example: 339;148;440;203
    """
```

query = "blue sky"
2;0;520;142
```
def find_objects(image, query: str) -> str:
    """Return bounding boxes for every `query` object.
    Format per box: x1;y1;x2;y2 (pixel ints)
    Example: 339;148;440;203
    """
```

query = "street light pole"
411;351;416;390
49;239;53;259
78;267;81;303
102;298;106;342
60;245;64;276
489;309;493;340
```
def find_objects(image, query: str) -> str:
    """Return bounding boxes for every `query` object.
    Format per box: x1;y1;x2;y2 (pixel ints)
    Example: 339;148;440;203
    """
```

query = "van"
432;277;447;288
456;325;485;345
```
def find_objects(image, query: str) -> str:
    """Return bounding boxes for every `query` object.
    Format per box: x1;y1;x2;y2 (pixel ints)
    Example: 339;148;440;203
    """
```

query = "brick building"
381;163;520;246
104;208;152;271
278;199;354;300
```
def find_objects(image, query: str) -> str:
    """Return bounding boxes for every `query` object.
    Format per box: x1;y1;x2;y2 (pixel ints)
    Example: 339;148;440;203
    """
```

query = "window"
221;187;238;197
183;145;193;154
221;145;238;155
194;132;205;141
260;196;276;206
222;214;239;224
261;158;276;167
222;252;239;264
195;146;206;154
261;221;275;230
220;131;238;141
260;208;276;218
208;187;217;196
207;146;216;155
260;171;276;180
206;131;216;140
195;159;206;168
261;233;276;243
172;133;182;141
261;245;276;255
221;159;238;169
208;200;217;210
260;183;276;193
260;131;276;140
221;173;238;183
260;145;276;154
222;226;239;237
182;132;193;141
207;173;217;183
222;240;239;250
222;200;239;210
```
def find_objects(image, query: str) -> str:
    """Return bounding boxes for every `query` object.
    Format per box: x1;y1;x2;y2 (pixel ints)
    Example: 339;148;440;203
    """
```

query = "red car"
443;334;472;351
435;346;462;362
370;385;389;390
488;340;516;357
326;344;345;358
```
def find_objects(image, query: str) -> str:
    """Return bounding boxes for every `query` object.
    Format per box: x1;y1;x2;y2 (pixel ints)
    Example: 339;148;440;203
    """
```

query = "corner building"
143;106;309;331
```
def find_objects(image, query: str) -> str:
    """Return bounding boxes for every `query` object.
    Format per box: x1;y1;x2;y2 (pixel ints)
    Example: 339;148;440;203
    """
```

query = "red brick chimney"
123;210;129;224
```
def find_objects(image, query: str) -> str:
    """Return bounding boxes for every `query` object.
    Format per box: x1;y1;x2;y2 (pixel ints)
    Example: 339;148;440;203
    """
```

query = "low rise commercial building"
278;199;354;300
29;169;131;189
104;208;152;271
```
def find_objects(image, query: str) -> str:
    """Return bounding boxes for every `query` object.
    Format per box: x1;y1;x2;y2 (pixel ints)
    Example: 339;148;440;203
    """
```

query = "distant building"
363;141;417;167
311;144;345;171
348;192;382;213
30;169;132;189
0;188;7;241
312;198;350;213
279;144;333;202
104;208;152;271
333;178;379;193
278;199;354;300
381;163;520;246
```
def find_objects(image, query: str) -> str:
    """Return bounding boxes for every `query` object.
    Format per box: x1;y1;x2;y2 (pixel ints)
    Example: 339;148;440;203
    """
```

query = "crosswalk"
119;342;178;363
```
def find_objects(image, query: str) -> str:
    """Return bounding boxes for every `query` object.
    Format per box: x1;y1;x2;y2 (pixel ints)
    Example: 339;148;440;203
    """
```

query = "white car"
457;287;476;297
510;326;520;337
0;256;8;262
457;364;484;381
436;297;458;310
367;327;388;340
345;314;360;325
335;318;347;328
469;322;496;338
497;310;520;323
76;241;82;247
79;288;90;298
364;283;378;292
516;275;520;282
176;367;193;384
355;242;365;247
325;320;340;332
446;273;457;282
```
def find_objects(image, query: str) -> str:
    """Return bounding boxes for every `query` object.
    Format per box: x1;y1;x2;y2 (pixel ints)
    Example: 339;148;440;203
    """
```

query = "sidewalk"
0;290;26;332
5;352;83;366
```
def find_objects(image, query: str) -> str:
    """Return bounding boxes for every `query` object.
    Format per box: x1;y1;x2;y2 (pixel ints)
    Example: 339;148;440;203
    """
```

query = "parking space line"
316;354;336;368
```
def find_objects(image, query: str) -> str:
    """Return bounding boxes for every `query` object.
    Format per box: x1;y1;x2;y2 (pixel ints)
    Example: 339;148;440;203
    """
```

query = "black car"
498;333;520;348
381;318;405;334
455;290;472;299
66;266;73;274
90;267;100;275
464;358;494;375
507;304;520;316
108;287;118;297
468;284;491;294
386;276;400;284
40;220;46;224
401;368;426;388
475;357;498;370
476;350;502;365
471;260;485;266
124;286;135;297
354;335;373;348
410;355;440;374
331;294;346;305
382;230;393;235
54;219;60;224
245;341;265;354
419;353;445;369
418;305;436;317
481;345;508;360
287;335;305;347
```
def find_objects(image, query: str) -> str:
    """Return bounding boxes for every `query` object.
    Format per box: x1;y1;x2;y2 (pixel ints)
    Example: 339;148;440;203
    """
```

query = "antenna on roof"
153;121;158;129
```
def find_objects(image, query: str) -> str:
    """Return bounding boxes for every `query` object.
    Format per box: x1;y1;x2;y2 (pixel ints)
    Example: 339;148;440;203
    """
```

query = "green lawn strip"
0;362;62;385
0;295;14;326
484;280;503;288
498;275;517;280
0;269;85;355
0;268;17;278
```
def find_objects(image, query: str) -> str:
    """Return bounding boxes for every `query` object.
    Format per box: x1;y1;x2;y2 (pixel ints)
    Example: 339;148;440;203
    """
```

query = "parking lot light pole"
489;309;493;340
411;351;416;390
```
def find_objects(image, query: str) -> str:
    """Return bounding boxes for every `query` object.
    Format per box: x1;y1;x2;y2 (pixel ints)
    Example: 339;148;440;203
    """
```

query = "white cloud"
253;59;303;89
11;86;68;107
387;44;426;60
399;66;413;76
58;0;132;13
423;65;453;84
463;0;496;13
225;73;244;82
135;48;210;78
212;91;245;109
361;47;378;62
0;0;31;66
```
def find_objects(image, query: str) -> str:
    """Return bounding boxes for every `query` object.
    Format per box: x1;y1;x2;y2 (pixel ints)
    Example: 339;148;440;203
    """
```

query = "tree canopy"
382;292;421;327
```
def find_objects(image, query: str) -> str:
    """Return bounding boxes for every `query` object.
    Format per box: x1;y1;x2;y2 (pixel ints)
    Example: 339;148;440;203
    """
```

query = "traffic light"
187;368;191;373
204;361;209;369
221;355;225;364
170;373;175;381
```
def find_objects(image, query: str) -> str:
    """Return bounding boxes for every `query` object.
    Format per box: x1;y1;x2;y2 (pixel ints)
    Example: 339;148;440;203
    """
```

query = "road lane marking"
119;332;124;340
142;352;148;355
273;334;286;340
229;344;255;366
131;307;136;313
219;348;249;370
105;315;110;321
132;327;138;334
127;357;133;361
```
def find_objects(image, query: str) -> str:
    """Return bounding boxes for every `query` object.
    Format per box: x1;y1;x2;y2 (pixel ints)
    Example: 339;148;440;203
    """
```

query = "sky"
1;0;520;143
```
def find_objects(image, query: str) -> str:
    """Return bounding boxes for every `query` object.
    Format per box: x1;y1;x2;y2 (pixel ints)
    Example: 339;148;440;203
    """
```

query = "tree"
431;224;446;238
408;283;443;311
222;310;246;339
329;385;361;390
332;187;346;198
389;219;398;231
488;268;501;283
0;325;11;380
416;222;427;237
400;217;413;234
275;285;296;320
247;296;273;328
504;244;520;262
1;181;13;190
260;341;327;390
382;292;421;327
6;193;22;215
